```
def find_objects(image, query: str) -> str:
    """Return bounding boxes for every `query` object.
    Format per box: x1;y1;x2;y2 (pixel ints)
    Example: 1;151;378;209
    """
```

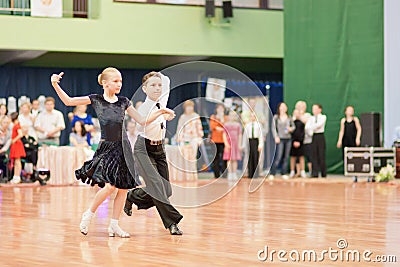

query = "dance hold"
51;67;175;238
124;71;184;235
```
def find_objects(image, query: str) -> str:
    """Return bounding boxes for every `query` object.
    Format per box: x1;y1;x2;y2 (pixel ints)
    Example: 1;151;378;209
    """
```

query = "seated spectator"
34;97;66;146
21;128;39;181
70;105;93;145
70;121;89;147
70;120;95;161
19;102;37;141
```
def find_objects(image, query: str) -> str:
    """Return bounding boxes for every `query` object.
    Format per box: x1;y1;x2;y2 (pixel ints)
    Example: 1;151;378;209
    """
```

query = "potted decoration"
375;165;395;183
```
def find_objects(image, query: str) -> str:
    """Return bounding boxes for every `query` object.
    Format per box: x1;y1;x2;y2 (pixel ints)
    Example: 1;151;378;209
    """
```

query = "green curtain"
284;0;384;173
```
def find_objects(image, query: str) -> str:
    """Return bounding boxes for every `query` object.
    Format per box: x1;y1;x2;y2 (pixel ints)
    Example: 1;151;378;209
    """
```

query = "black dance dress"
75;94;139;189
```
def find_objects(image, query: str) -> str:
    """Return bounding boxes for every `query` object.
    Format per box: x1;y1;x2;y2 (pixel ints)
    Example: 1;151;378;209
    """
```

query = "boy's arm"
159;72;170;108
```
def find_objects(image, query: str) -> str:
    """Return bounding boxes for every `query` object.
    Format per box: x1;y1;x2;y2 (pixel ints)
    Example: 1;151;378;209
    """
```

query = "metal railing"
0;0;30;16
0;0;90;17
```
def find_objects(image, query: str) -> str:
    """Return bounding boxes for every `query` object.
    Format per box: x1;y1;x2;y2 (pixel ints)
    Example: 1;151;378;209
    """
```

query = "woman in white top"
18;102;37;140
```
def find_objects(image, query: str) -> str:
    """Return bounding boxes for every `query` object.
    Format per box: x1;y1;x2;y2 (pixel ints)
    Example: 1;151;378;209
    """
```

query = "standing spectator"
243;113;263;178
307;104;327;178
295;101;312;176
222;111;242;180
210;104;227;178
337;106;362;151
289;109;306;178
34;97;66;146
126;120;138;152
0;103;7;120
176;100;204;148
337;106;362;182
9;112;26;184
0;116;12;180
18;102;37;140
270;102;294;180
31;99;41;118
70;105;94;145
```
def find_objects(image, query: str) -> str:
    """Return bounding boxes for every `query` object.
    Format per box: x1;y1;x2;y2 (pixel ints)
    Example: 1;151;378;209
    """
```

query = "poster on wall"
31;0;63;18
205;78;226;103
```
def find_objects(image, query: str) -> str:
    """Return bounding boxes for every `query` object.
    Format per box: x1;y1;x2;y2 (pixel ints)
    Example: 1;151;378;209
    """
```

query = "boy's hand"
161;108;176;121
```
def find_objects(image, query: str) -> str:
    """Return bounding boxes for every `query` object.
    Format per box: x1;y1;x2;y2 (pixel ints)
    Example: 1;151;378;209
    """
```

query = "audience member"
18;102;37;140
270;102;294;179
295;100;312;175
289;109;306;178
337;106;362;152
0;116;11;180
243;113;263;178
210;104;227;178
31;99;41;118
21;128;39;179
222;111;242;180
69;121;90;147
0;103;7;119
126;120;138;152
176;100;204;148
9;112;26;184
34;97;66;145
71;105;94;144
307;104;327;178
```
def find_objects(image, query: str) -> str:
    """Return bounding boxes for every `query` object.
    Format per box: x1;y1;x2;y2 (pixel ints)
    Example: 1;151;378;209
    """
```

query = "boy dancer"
124;71;183;235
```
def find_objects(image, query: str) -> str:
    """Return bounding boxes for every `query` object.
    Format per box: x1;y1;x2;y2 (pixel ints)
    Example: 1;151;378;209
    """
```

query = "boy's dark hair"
10;112;19;122
314;104;323;110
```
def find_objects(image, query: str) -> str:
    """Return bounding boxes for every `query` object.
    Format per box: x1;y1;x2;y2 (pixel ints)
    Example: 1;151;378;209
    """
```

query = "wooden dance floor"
0;178;399;266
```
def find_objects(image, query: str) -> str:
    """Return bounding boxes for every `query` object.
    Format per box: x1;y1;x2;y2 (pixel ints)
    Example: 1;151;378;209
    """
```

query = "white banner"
31;0;63;18
384;0;400;146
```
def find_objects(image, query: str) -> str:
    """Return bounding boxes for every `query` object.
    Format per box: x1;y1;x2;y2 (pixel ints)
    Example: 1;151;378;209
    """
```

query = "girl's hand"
355;138;361;146
293;141;300;148
275;136;280;144
51;72;64;84
336;141;342;148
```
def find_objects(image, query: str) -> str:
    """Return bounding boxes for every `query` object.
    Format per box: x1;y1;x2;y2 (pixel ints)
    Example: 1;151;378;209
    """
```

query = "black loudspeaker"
222;1;233;18
360;112;381;147
205;0;215;17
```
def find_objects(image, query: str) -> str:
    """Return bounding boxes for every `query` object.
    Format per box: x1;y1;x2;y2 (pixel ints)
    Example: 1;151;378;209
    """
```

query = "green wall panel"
0;1;283;59
284;0;384;173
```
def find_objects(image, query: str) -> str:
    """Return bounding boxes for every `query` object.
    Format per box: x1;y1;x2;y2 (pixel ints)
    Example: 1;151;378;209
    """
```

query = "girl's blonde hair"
98;67;120;86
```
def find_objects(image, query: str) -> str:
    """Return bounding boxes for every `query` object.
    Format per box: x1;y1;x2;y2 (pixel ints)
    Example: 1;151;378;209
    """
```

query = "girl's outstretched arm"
51;72;91;106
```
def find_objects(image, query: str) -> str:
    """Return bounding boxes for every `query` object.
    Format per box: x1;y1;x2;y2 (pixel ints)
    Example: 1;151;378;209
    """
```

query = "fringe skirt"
75;140;140;189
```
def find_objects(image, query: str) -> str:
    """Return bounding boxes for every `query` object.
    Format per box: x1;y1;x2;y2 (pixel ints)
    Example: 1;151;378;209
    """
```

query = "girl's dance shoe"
80;210;94;235
108;223;130;238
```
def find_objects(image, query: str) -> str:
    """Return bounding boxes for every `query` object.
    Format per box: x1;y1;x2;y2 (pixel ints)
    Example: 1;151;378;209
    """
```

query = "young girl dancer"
222;111;242;180
9;112;26;184
51;67;174;238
